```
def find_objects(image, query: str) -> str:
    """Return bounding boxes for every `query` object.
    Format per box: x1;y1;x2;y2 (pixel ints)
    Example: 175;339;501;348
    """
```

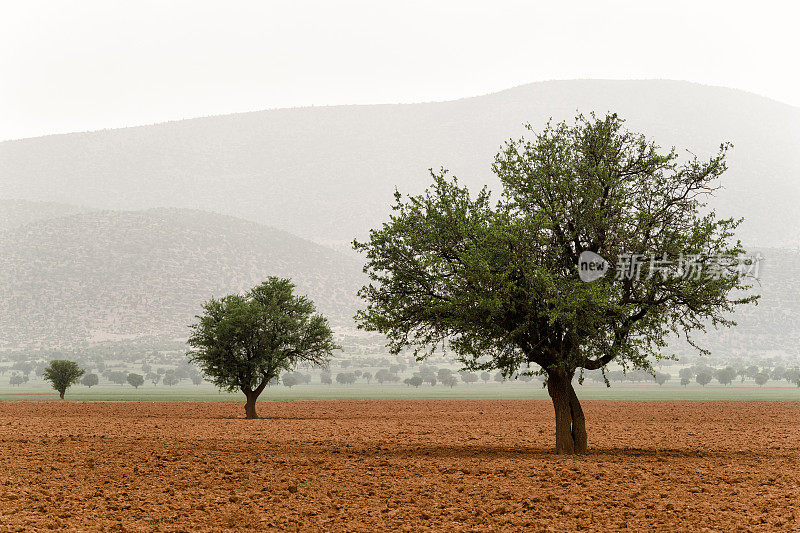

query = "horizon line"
2;78;797;143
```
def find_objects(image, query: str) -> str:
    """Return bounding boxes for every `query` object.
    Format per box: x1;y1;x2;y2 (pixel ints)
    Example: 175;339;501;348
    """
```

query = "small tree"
336;372;356;385
320;369;333;385
442;375;458;388
784;368;800;387
363;371;373;384
375;368;392;384
282;373;299;388
107;371;127;385
82;373;99;388
714;367;737;386
461;372;479;384
754;372;770;386
770;366;787;382
162;373;179;386
654;372;670;386
695;372;712;387
480;371;491;383
127;373;144;389
404;375;423;388
43;360;85;399
190;374;203;386
744;365;760;380
147;372;160;386
9;374;25;386
680;377;690;386
188;278;339;418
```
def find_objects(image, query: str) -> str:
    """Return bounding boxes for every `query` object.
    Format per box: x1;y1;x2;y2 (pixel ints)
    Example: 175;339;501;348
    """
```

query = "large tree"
43;360;85;399
187;277;339;418
354;113;758;454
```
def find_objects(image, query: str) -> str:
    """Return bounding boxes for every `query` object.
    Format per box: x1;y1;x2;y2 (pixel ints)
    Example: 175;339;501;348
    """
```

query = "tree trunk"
242;378;271;419
547;368;587;454
244;391;258;419
59;390;65;399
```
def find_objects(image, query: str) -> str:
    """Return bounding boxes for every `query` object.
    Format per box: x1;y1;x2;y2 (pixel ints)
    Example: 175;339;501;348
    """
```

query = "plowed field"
1;400;798;531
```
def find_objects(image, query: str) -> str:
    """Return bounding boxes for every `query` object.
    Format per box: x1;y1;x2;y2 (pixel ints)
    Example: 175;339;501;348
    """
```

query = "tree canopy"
187;277;339;418
354;113;757;453
81;373;99;388
127;373;144;389
43;360;85;399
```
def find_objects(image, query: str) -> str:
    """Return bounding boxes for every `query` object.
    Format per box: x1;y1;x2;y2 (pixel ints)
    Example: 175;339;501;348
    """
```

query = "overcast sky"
1;0;798;141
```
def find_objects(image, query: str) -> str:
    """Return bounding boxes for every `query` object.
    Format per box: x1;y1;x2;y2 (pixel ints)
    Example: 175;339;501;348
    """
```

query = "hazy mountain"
680;247;800;360
0;199;92;232
0;209;363;348
1;80;798;248
0;205;796;357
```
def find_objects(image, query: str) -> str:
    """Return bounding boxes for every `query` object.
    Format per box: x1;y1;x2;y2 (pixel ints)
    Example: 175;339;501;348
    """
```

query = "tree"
654;372;670;386
336;372;357;385
354;114;757;453
320;369;333;385
480;371;491;383
126;373;144;388
146;372;160;386
43;360;85;399
107;371;127;385
187;278;339;418
9;374;25;386
190;374;204;386
744;365;760;380
375;368;392;384
714;366;737;386
404;375;423;388
282;373;299;388
442;375;458;388
770;366;787;382
461;372;479;384
754;372;770;386
493;372;505;384
162;373;179;386
695;372;712;387
784;368;800;387
680;377;690;386
81;373;99;388
362;371;373;384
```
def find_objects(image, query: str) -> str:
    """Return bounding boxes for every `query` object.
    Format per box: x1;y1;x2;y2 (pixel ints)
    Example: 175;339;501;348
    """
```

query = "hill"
0;209;363;348
0;206;797;358
1;80;798;248
0;199;92;232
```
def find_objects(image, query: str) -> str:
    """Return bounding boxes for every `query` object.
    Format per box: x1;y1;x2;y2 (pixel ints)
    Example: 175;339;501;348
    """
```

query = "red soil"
0;400;798;531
